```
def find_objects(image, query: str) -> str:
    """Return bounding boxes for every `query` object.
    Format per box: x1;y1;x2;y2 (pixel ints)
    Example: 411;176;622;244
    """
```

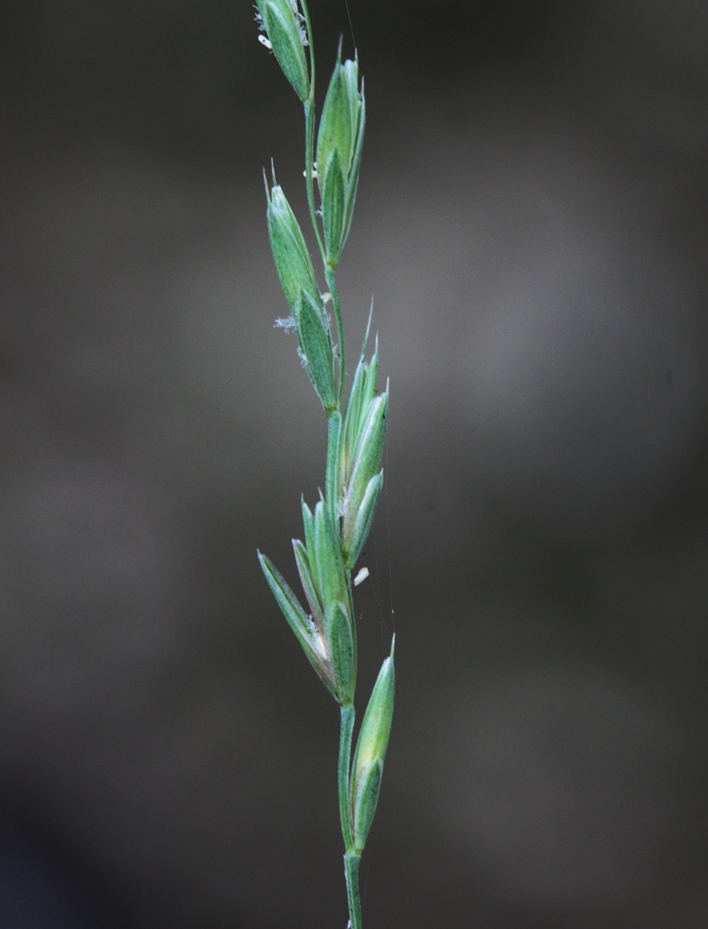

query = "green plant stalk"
340;705;363;929
344;850;362;929
303;97;324;261
325;265;346;406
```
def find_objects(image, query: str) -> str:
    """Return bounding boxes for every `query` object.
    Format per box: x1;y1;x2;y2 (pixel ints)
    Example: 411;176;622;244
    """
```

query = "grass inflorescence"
253;2;395;927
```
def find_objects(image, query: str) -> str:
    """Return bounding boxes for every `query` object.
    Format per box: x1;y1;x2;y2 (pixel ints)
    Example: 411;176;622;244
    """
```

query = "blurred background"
1;0;707;926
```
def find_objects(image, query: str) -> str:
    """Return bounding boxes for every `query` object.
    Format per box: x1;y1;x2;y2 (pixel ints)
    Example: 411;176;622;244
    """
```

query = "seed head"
316;50;365;266
339;337;388;567
254;0;310;102
266;179;319;312
350;640;395;852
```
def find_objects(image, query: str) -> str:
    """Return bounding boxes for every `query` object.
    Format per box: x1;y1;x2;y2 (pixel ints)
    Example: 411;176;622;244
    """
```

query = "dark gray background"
1;0;707;926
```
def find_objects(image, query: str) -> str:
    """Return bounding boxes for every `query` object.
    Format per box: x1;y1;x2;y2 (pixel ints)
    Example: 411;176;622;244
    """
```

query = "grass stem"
344;850;363;929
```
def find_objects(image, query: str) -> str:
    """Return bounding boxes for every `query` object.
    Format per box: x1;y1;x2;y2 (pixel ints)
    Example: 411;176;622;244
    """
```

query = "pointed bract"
292;537;324;628
321;150;346;265
300;497;315;556
352;759;382;855
258;551;340;698
255;0;310;101
350;641;395;853
325;411;342;525
328;600;356;705
312;498;349;621
343;469;383;569
340;334;380;481
267;182;319;312
294;289;336;412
